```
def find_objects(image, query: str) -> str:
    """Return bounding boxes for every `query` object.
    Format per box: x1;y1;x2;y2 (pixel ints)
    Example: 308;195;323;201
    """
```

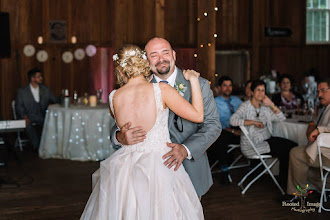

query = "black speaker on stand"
0;12;11;58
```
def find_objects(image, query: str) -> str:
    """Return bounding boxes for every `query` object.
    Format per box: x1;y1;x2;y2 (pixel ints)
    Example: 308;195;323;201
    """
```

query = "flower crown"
112;49;147;67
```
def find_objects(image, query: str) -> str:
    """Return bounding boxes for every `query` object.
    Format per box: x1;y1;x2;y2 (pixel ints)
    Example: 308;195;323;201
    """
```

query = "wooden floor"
0;148;329;220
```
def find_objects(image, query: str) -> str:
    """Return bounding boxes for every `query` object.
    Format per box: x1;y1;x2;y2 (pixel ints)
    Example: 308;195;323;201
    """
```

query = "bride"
80;44;204;220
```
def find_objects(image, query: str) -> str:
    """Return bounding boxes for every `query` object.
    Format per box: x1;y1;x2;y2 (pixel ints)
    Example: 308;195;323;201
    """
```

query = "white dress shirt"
112;66;192;159
30;84;40;103
153;67;178;87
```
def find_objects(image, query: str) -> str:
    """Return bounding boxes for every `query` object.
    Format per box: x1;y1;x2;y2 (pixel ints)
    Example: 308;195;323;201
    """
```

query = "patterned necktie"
316;107;326;126
225;99;235;114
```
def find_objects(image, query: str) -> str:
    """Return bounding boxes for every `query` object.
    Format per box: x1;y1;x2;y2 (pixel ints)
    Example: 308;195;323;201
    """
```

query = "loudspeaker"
0;12;11;58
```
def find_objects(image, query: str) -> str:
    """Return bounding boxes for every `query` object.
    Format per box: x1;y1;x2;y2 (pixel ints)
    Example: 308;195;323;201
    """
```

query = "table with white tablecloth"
39;104;116;161
273;118;309;146
271;118;310;175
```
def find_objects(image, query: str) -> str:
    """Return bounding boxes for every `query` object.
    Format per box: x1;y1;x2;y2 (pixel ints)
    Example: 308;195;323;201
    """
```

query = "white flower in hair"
128;50;136;56
142;54;147;60
112;54;119;61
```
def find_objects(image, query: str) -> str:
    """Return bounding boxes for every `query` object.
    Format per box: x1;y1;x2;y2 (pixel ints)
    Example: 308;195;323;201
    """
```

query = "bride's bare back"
113;80;158;132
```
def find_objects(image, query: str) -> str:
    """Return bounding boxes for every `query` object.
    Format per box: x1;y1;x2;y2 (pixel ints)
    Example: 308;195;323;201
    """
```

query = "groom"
110;37;221;197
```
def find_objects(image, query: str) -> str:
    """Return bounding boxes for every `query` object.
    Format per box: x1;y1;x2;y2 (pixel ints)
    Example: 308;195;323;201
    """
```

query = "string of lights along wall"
194;6;219;59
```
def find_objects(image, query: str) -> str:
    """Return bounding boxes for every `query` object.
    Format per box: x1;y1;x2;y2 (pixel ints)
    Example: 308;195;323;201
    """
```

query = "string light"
195;7;219;58
215;73;218;77
71;36;77;44
37;36;43;44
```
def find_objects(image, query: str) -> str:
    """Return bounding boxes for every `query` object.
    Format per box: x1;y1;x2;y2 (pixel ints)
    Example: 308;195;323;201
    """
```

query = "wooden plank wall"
0;0;113;120
1;0;329;119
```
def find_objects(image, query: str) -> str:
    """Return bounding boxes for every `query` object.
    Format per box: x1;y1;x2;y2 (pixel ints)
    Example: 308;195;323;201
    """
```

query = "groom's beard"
155;60;171;75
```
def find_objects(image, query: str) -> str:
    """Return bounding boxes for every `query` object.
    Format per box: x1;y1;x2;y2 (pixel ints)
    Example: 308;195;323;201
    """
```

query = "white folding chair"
11;100;29;151
238;125;285;195
211;144;250;183
317;133;330;213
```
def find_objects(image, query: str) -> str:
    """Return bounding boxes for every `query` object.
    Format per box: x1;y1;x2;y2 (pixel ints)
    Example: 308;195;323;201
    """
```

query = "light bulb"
37;36;43;44
71;36;77;44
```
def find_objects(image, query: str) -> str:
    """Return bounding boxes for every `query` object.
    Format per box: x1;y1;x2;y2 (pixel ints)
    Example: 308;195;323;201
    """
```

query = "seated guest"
287;78;330;197
230;80;297;188
15;68;58;149
242;80;253;101
272;74;304;110
207;76;242;184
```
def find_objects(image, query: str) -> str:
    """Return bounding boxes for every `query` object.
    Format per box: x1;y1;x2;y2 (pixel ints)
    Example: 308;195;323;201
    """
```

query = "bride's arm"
160;70;204;123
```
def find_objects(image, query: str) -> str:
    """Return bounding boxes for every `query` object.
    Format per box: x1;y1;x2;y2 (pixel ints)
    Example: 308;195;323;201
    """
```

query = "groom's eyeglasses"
174;114;183;132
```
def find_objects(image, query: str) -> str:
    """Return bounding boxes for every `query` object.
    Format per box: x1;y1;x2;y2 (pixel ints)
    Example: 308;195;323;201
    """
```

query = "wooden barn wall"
0;0;329;119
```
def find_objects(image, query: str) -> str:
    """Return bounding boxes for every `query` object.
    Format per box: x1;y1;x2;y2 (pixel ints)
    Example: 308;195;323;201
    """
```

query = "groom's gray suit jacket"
110;69;221;196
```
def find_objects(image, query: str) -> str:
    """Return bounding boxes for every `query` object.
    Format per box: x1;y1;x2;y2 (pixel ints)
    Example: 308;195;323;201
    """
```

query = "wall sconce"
37;36;43;44
71;36;77;44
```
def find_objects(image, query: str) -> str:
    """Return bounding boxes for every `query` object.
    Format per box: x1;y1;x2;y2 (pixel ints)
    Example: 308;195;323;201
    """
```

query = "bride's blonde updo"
113;44;151;87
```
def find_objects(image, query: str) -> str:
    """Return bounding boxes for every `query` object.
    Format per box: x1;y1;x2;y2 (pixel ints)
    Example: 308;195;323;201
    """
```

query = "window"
306;0;330;43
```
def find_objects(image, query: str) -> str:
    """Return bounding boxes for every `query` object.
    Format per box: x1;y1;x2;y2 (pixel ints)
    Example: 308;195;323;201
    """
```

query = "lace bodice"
109;83;171;152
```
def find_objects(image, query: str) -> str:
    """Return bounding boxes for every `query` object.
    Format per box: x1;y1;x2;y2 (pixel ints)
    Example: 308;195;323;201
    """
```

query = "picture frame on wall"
49;20;67;43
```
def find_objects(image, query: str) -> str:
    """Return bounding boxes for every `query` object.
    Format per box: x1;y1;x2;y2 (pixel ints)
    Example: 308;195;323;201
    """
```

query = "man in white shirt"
15;68;58;149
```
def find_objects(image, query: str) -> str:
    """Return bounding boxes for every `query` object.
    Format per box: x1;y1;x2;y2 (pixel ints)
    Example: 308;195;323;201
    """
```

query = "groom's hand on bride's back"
163;143;188;171
116;122;147;145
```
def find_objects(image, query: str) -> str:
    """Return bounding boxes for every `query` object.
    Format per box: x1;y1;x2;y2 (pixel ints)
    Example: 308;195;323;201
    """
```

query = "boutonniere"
174;82;187;97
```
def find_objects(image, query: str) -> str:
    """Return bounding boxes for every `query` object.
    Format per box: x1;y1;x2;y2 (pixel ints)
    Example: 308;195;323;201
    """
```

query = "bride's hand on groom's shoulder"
183;69;200;81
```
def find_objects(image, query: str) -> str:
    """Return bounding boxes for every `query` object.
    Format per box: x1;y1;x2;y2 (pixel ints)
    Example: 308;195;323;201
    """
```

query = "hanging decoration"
36;50;48;62
85;45;97;57
25;34;95;63
62;51;74;63
23;45;36;57
74;48;85;60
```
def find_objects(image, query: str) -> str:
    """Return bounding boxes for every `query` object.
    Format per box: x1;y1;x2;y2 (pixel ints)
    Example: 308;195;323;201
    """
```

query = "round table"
272;118;309;146
39;104;116;161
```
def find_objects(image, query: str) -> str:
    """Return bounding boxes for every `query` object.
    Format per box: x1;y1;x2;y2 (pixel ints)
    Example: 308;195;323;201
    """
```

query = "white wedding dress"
80;83;204;220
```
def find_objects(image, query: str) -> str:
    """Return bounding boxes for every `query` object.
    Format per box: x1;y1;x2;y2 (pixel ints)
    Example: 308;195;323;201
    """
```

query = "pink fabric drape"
89;47;116;103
